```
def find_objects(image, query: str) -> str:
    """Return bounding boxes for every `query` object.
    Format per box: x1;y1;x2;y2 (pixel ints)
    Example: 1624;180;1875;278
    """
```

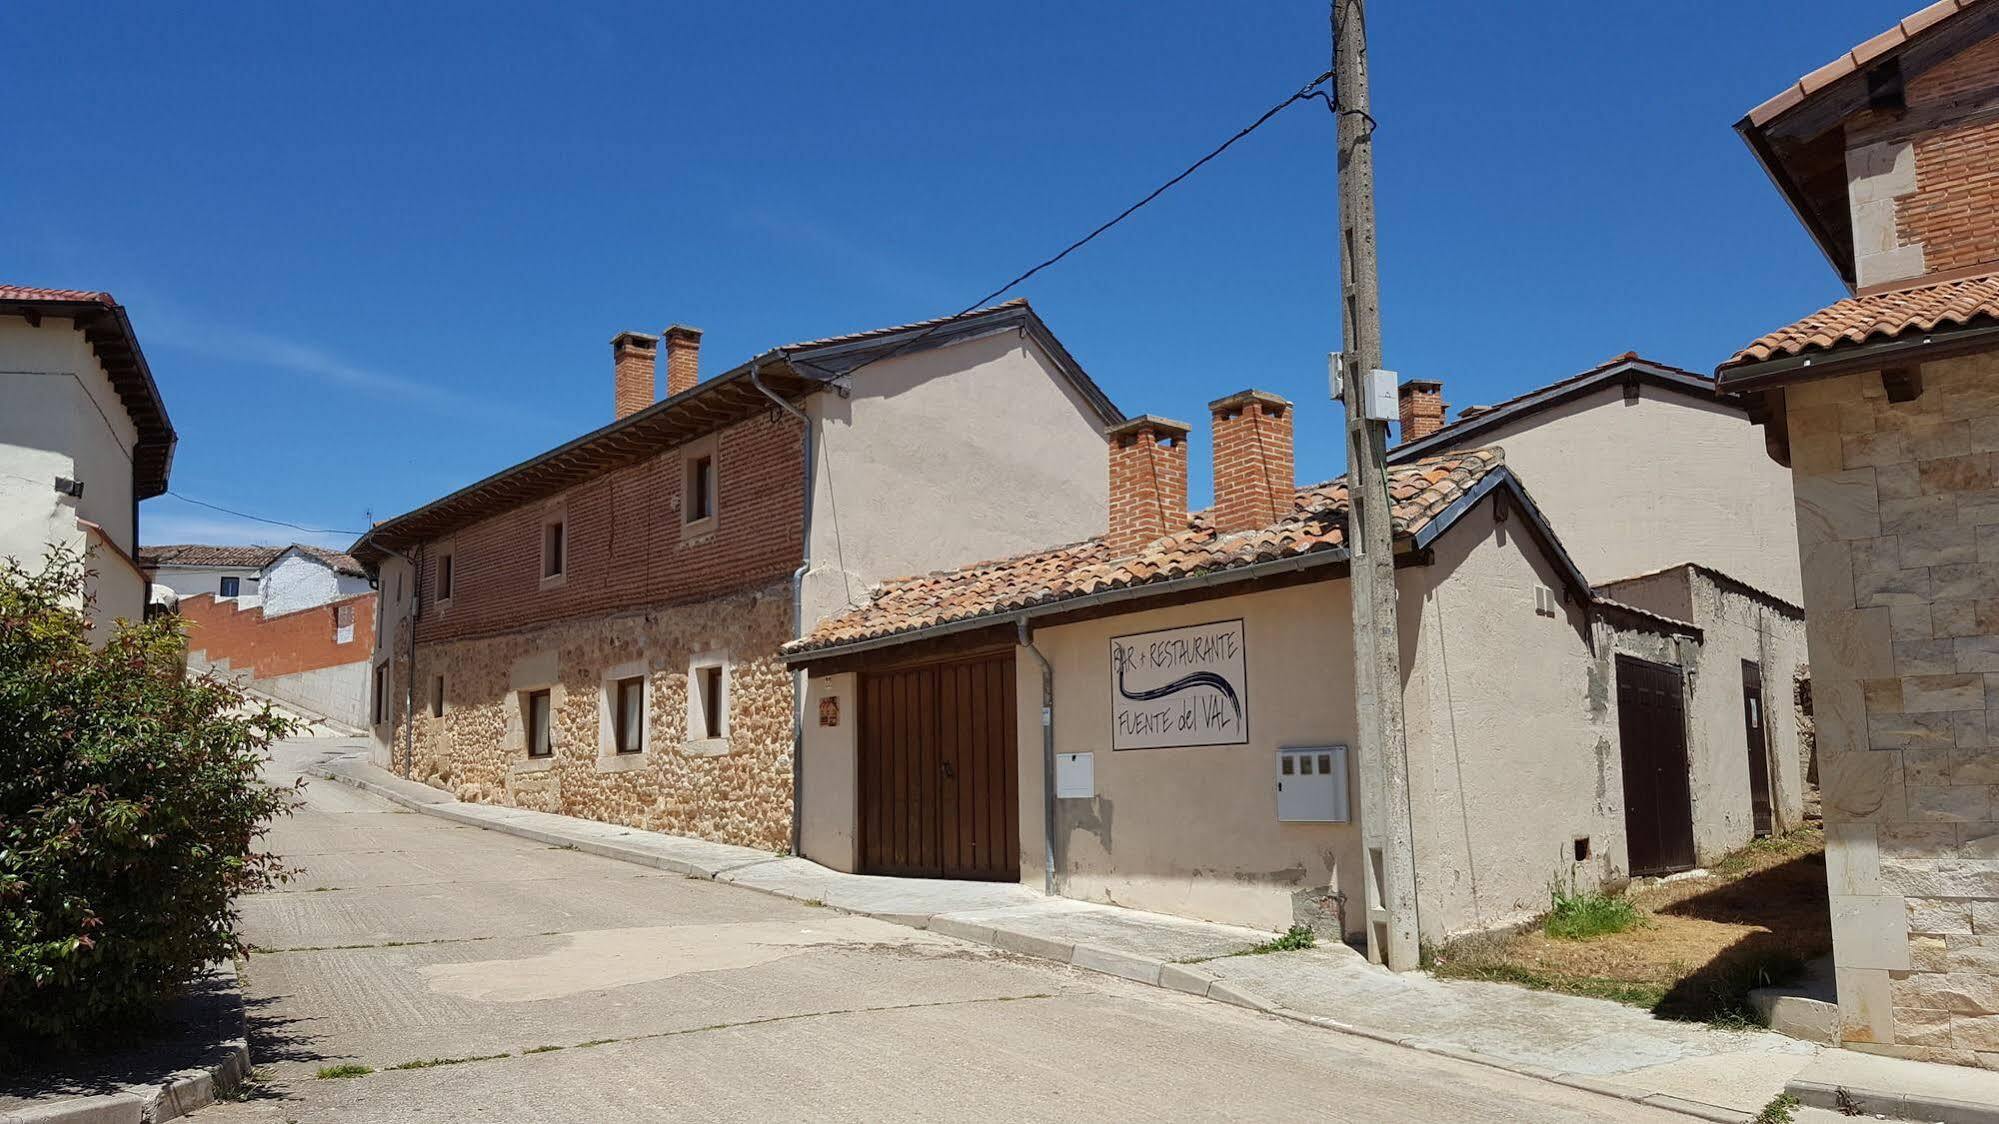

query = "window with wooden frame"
687;454;715;523
613;676;645;754
436;550;454;604
542;519;565;579
687;655;728;743
431;674;445;718
525;689;553;757
372;663;388;725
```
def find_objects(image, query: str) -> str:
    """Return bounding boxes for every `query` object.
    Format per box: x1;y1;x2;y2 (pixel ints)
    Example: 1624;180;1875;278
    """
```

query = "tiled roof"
1720;271;1999;371
139;544;285;570
791;449;1505;655
284;544;368;578
1744;0;1974;128
1388;354;1716;463
778;298;1027;352
0;284;117;304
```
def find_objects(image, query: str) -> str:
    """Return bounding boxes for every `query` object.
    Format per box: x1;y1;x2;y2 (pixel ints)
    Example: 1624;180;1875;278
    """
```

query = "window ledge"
680;737;731;758
513;756;557;774
594;752;650;774
680;516;717;545
538;573;568;591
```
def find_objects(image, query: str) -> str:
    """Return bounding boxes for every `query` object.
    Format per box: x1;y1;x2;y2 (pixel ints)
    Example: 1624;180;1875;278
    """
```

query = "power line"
163;490;365;538
807;67;1339;384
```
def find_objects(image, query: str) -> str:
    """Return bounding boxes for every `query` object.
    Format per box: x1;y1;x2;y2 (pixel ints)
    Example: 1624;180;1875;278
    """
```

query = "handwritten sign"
1110;619;1248;750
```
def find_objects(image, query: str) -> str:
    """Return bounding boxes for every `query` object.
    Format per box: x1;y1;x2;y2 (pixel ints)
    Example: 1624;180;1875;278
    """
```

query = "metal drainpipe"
1017;617;1057;896
750;356;813;859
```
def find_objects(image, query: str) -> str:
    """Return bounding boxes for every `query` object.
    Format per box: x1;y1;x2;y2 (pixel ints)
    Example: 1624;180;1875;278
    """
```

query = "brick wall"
1786;352;1999;1064
1209;391;1294;535
181;589;376;678
413;410;805;645
1897;116;1999;276
1105;415;1190;557
1398;380;1447;442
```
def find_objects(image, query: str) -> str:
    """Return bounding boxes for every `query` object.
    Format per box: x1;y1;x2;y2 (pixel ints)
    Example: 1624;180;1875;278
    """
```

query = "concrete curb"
2;962;249;1124
312;763;1754;1123
1789;1077;1999;1124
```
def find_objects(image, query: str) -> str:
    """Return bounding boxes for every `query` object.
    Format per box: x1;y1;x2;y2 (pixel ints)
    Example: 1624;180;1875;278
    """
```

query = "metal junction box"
1277;746;1350;823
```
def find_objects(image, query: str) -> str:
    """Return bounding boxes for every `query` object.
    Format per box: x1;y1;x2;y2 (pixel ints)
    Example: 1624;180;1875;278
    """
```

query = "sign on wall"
1110;619;1249;750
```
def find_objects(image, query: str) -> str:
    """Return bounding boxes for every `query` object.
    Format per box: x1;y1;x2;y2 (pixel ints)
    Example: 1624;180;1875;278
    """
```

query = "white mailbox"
1277;746;1349;822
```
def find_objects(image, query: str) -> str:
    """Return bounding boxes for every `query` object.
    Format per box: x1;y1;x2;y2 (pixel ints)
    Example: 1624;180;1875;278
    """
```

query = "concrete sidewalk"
314;747;1821;1122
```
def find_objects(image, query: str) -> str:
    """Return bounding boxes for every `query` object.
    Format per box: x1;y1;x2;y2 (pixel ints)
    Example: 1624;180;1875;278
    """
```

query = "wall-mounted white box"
1277;746;1349;822
1056;752;1095;799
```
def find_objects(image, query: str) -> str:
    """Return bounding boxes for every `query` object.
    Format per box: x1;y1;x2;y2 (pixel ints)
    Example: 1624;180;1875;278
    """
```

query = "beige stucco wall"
0;318;144;636
387;580;795;850
1458;385;1803;602
1400;494;1614;940
1786;353;1999;1064
802;330;1110;628
800;670;858;870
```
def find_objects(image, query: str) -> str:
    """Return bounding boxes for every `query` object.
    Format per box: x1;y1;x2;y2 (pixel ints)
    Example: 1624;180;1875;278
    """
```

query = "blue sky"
3;2;1894;551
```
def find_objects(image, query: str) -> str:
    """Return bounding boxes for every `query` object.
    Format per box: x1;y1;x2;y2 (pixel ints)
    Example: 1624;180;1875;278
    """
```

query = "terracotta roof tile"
1721;270;1999;369
790;448;1504;654
286;544;368;577
0;284;117;304
139;544;285;570
1743;0;1974;127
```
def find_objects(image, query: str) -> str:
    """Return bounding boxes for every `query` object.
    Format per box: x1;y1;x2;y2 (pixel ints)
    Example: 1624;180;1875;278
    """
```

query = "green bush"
1543;884;1642;941
0;551;296;1054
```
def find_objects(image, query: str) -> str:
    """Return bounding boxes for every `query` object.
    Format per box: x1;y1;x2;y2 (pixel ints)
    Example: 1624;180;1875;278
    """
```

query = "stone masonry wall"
1787;352;1999;1064
393;579;795;851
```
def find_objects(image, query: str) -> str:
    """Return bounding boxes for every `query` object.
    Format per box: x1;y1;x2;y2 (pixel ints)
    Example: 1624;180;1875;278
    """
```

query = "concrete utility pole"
1332;0;1421;971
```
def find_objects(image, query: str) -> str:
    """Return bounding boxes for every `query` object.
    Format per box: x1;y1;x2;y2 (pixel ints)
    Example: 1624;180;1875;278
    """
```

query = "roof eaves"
1387;359;1724;463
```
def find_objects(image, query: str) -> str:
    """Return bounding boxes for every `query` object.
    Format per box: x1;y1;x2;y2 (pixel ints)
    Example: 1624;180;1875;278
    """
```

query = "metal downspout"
751;357;813;859
1017;617;1056;896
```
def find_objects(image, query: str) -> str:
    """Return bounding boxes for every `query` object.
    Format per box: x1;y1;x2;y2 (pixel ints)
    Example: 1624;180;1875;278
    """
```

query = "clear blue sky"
2;2;1894;551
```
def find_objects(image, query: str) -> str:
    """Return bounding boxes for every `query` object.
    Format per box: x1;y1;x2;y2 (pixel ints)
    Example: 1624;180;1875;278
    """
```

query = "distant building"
143;544;283;609
0;285;175;636
259;544;372;616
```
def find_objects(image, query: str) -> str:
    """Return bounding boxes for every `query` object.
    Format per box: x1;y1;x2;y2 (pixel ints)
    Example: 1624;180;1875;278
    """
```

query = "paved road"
191;739;1685;1122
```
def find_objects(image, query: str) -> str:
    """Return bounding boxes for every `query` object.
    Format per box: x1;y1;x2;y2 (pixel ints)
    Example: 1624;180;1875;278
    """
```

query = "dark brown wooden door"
1616;655;1696;876
1741;661;1774;838
858;652;1019;881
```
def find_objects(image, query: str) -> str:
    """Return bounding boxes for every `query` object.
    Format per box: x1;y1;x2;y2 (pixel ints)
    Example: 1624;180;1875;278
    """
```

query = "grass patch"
315;1064;373;1079
384;1053;510;1071
1241;925;1316;955
1431;958;1670;1009
575;1038;619;1048
522;1044;565;1054
1752;1092;1800;1124
1544;886;1642;941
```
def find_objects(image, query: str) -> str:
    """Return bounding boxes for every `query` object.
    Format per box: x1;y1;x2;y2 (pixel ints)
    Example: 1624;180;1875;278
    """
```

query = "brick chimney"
1207;390;1295;534
664;325;703;397
1105;415;1192;557
1398;379;1446;441
612;331;659;420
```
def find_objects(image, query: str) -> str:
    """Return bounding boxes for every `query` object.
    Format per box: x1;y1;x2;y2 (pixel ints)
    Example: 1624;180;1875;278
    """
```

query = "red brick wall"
412;410;805;644
1895;32;1999;275
1209;393;1294;534
1106;418;1189;557
181;590;376;678
1398;382;1447;441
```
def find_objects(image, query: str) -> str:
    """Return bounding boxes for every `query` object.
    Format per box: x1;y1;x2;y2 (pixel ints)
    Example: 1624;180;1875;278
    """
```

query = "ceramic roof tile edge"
1743;0;1972;128
1715;270;1999;388
1590;594;1703;639
1386;354;1723;464
138;544;287;569
349;300;1122;568
1;284;176;499
269;544;368;579
1596;560;1807;619
785;451;1597;663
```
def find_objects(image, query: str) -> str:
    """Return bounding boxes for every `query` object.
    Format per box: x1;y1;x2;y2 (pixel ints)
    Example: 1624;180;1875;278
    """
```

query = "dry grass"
1429;826;1828;1024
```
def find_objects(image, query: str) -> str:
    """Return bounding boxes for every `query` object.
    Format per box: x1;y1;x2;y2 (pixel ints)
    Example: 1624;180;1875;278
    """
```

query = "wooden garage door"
1616;655;1697;877
858;652;1019;881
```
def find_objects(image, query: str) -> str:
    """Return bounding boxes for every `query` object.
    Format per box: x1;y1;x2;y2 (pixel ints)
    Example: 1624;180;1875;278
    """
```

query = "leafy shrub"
0;551;296;1054
1543;885;1641;941
1245;925;1317;954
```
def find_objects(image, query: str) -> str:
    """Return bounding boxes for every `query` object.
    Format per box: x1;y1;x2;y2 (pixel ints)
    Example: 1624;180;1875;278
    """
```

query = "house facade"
0;285;175;634
143;544;281;609
788;389;1805;941
353;302;1120;853
259;545;372;616
1719;0;1999;1063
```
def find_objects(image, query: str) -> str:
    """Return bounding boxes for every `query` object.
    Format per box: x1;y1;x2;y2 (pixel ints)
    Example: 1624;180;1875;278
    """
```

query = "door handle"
941;761;956;780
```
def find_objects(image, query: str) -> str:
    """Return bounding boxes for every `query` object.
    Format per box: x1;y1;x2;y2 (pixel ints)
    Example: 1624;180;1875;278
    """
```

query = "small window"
219;576;241;597
373;664;388;725
431;675;445;718
438;553;454;602
613;676;644;754
700;666;723;738
688;455;715;523
525;689;552;757
543;520;565;579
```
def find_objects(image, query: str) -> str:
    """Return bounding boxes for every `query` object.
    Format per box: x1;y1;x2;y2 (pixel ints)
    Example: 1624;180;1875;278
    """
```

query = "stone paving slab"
310;753;1851;1122
0;962;249;1124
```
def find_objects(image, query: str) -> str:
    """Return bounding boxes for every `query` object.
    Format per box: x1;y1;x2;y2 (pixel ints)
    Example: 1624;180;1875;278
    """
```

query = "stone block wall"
1787;352;1999;1064
391;579;795;851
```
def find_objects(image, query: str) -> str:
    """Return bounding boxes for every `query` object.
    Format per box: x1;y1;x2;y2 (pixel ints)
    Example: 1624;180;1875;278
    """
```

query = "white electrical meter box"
1055;752;1095;799
1363;368;1399;422
1277;746;1350;822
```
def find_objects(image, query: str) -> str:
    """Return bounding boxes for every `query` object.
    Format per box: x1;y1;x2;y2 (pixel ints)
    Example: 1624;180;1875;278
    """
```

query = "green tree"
0;550;297;1054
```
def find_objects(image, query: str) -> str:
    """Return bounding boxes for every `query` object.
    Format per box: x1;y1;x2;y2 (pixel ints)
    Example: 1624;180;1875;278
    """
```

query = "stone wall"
392;579;795;851
1787;352;1999;1064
